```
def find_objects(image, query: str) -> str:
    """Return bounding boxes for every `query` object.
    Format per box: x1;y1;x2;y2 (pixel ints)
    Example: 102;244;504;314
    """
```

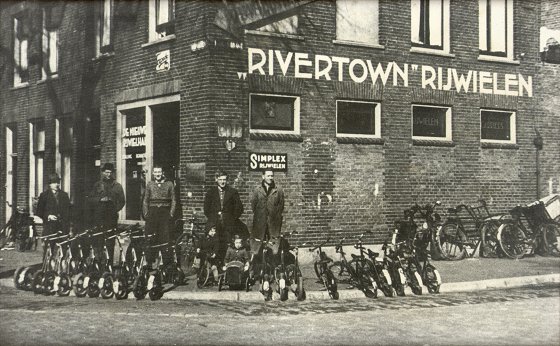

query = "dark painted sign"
249;153;288;172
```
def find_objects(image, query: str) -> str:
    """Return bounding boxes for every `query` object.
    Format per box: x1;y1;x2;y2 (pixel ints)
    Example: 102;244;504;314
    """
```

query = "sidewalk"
1;247;559;301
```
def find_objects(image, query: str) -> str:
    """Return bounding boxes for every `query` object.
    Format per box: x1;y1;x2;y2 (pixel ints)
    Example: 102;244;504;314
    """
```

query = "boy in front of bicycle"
202;222;221;285
224;235;250;272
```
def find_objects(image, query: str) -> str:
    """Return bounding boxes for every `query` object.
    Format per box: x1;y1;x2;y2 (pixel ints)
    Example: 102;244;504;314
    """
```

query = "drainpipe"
533;129;543;200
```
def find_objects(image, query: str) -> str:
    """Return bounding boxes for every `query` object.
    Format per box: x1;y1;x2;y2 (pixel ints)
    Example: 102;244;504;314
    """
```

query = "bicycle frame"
309;238;338;300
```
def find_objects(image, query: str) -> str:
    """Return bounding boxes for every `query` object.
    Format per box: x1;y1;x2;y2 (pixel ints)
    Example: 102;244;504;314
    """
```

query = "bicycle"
497;201;560;259
364;247;396;297
438;200;505;260
51;230;90;296
73;229;106;298
309;237;338;300
273;231;305;301
31;232;68;295
1;201;37;252
111;225;143;300
384;229;422;296
330;236;377;298
249;237;276;301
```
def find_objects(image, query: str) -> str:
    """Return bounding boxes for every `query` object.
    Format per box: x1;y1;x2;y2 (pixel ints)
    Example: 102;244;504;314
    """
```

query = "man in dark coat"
204;170;244;258
250;170;285;255
36;173;71;237
90;163;125;262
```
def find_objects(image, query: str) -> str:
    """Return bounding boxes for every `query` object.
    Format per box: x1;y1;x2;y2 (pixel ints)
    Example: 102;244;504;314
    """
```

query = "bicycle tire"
424;265;441;294
56;272;72;297
498;223;527;259
72;273;88;298
540;222;560;257
0;224;13;249
32;271;45;295
437;222;467;260
132;274;147;300
113;274;129;300
481;220;501;258
86;272;101;298
100;272;115;299
196;263;210;288
13;266;27;290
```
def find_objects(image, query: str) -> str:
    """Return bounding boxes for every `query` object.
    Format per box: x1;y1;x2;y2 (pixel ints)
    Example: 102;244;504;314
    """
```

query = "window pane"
337;0;379;44
413;106;447;137
123;108;146;220
251;95;295;131
157;0;169;25
489;0;507;53
102;0;111;47
35;126;45;152
49;31;57;74
429;0;443;47
337;101;376;135
481;111;511;140
411;0;422;44
36;156;44;196
479;0;487;51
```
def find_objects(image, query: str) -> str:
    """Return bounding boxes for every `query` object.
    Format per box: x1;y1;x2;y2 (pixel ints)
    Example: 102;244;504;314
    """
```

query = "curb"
2;273;559;301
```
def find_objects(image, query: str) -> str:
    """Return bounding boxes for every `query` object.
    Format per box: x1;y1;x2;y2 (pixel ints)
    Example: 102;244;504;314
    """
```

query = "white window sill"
245;30;304;40
92;52;115;61
478;55;520;65
10;82;29;90
333;39;385;50
410;46;455;58
37;75;59;84
142;34;177;48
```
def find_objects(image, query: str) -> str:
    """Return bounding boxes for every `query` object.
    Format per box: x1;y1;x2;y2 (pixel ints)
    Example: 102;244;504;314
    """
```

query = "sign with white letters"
249;153;288;172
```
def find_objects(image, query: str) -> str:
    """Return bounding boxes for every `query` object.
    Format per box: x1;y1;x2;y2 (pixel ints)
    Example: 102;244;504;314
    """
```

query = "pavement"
1;245;559;301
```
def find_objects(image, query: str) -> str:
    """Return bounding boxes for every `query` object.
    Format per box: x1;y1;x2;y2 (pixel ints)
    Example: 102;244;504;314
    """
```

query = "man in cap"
36;173;71;237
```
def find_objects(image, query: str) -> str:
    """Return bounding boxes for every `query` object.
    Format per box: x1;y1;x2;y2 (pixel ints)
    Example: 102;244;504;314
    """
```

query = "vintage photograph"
0;0;559;345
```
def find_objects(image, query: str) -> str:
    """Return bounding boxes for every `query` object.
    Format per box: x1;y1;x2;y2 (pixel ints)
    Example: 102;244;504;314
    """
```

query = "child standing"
202;223;221;284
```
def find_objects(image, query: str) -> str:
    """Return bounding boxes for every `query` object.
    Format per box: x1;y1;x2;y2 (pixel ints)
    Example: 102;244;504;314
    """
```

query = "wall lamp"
217;120;242;152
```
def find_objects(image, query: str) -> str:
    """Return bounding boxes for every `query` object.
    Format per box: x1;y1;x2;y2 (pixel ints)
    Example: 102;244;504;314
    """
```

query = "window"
148;0;175;42
57;119;73;195
13;13;29;86
30;122;45;203
336;0;379;46
479;0;513;59
336;100;381;138
411;0;450;52
256;16;298;35
5;125;18;223
42;6;59;78
95;0;113;55
480;109;516;144
412;105;452;141
250;94;300;135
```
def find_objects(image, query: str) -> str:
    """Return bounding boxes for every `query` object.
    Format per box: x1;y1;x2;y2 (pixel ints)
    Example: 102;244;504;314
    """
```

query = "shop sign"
249;153;288;172
156;50;170;72
122;125;146;148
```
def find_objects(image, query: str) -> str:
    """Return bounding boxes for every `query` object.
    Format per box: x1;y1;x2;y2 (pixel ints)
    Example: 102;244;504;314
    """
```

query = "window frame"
148;0;175;42
29;121;45;208
411;0;450;53
335;0;380;47
479;0;514;59
411;104;452;141
336;100;381;139
41;6;59;79
249;93;301;136
480;109;516;144
13;14;29;87
56;118;73;195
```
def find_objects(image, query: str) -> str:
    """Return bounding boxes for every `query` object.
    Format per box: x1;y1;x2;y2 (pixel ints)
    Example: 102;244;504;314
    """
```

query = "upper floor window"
250;94;300;135
411;0;450;52
42;6;59;78
13;13;29;86
95;0;113;55
479;0;514;59
412;105;452;141
336;0;379;46
336;100;381;138
149;0;175;42
480;109;516;144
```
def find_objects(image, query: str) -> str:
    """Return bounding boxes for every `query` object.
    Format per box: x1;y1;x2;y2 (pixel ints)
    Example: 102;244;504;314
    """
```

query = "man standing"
250;170;285;255
204;170;244;257
90;163;125;261
36;174;71;237
143;165;177;249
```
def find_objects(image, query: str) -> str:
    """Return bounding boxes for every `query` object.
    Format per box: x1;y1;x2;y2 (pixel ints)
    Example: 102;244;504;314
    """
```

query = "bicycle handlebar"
308;237;331;251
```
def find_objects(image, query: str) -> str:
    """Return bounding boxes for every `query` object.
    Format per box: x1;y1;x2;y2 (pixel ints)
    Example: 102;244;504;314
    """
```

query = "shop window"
336;0;379;46
412;105;452;140
336;100;381;138
41;6;59;78
95;0;113;55
57;119;73;195
13;13;29;86
250;94;300;135
411;0;450;52
148;0;175;42
479;0;513;59
480;109;516;144
30;122;45;204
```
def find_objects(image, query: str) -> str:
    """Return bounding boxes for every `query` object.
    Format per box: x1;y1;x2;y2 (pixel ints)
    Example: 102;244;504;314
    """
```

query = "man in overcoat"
204;170;244;257
250;170;285;255
36;173;71;238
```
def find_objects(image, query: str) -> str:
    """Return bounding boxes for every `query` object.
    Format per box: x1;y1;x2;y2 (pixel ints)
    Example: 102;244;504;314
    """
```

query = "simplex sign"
249;153;288;172
247;48;534;97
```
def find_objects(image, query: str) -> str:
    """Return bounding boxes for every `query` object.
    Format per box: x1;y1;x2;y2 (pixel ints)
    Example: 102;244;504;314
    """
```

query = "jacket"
36;189;71;234
142;180;177;218
204;185;244;236
250;182;284;239
91;178;125;212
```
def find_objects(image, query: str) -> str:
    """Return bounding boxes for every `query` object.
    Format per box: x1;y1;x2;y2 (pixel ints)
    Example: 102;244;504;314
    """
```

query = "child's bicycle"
218;260;250;292
274;231;305;301
309;237;338;299
249;237;276;301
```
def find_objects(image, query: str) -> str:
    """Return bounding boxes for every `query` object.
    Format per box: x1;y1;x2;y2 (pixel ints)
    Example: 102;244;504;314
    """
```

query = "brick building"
1;0;558;244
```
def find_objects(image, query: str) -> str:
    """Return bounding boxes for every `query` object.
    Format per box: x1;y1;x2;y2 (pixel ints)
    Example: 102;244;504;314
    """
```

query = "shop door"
152;103;179;181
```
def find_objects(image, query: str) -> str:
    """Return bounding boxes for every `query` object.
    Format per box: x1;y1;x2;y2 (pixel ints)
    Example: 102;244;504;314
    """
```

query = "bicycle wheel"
322;270;339;300
56;273;72;297
32;271;45;295
132;274;147;300
498;223;527;259
100;272;115;299
328;262;350;285
196;263;210;288
481;221;501;258
424;265;441;294
72;273;88;298
113;273;129;300
540;222;560;257
86;272;101;298
295;275;306;301
437;222;467;260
